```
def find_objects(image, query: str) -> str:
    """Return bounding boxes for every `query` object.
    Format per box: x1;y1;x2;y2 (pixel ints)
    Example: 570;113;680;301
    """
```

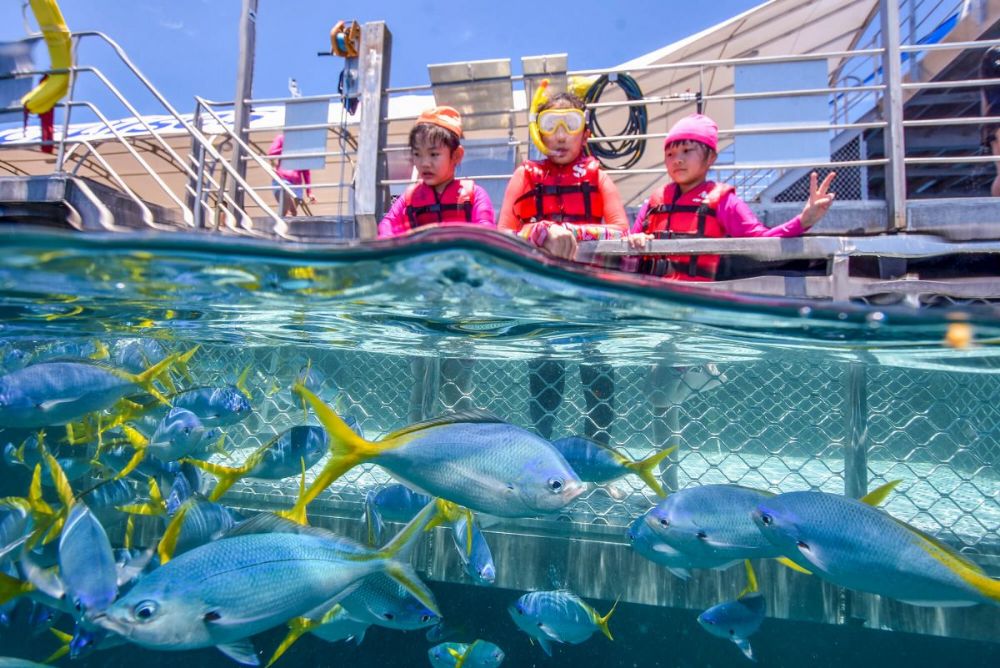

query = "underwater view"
0;227;998;668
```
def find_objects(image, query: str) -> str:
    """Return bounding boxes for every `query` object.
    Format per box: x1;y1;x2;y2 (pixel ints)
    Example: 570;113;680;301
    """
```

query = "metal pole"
354;21;392;240
843;361;869;500
55;37;80;173
880;0;907;231
229;0;258;212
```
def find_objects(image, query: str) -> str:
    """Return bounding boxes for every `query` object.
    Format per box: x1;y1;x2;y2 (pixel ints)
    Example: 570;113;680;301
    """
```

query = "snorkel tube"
22;0;72;114
528;78;550;156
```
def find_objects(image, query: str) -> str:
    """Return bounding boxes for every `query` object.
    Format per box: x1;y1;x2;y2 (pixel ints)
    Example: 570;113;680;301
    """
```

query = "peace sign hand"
800;171;836;229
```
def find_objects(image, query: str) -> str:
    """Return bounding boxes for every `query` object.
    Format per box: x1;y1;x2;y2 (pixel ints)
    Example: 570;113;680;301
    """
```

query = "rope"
583;73;648;170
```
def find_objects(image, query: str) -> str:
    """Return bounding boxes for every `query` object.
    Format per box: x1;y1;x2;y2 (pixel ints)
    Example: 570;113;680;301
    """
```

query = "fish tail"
44;627;72;664
860;479;902;506
383;561;440;620
736;638;756;662
265;616;319;668
112;425;149;481
278;383;382;525
157;502;190;564
0;572;34;606
127;353;182;406
41;451;73;508
117;477;168;517
379;499;446;562
448;644;473;668
739;560;760;597
774;556;812;575
183;458;252;502
624;446;676;498
175;344;199;383
363;497;385;547
236;364;252;400
595;596;619;641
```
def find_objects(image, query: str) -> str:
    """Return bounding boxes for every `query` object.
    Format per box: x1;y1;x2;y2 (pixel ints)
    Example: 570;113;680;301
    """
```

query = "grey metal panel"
521;53;568;107
428;59;514;132
280;99;329;171
354;22;392;240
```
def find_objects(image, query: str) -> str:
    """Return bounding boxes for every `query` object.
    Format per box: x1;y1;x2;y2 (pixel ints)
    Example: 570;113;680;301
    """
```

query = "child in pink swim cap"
630;113;836;281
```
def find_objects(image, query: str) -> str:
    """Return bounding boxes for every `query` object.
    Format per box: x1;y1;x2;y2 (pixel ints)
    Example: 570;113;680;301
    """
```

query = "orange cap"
416;105;463;138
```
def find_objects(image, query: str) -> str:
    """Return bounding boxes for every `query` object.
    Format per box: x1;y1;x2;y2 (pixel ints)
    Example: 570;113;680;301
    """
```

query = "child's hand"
541;223;578;260
626;233;653;250
800;171;836;229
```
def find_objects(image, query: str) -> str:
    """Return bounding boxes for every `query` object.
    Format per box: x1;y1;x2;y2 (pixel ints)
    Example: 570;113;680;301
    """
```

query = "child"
378;106;495;238
497;91;630;259
498;88;624;444
631;113;836;280
268;133;316;217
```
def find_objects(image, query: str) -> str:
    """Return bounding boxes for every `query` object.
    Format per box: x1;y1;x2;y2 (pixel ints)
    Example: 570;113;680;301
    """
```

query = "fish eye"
695;531;707;539
382;612;394;621
133;600;159;621
420;614;431;623
659;518;669;528
760;513;773;526
547;477;564;493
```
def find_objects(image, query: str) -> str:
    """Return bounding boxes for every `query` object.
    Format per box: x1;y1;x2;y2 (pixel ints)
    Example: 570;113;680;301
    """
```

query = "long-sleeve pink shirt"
268;134;313;196
632;182;805;237
378;181;496;238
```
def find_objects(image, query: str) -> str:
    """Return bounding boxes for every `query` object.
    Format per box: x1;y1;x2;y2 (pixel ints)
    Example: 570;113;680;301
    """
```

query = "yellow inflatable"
528;78;550;156
21;0;72;114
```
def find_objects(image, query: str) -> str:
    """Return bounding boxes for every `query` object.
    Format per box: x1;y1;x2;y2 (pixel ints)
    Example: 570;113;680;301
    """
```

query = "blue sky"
1;0;761;117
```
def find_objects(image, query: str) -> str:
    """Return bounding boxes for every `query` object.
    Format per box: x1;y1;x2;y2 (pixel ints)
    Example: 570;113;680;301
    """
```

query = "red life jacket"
640;181;734;280
512;156;604;224
403;179;476;227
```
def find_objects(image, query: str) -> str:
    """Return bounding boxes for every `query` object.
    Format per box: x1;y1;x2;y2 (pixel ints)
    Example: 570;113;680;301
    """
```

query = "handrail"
71;140;161;230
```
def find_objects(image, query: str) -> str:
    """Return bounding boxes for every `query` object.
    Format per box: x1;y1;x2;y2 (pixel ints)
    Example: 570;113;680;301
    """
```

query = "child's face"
540;104;588;166
664;141;716;192
411;137;463;189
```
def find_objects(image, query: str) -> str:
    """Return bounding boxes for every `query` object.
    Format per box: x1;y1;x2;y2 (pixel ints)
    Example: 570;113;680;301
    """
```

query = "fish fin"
738;560;760;597
278;384;383;524
157;503;189;564
116;548;154;587
794;541;830;573
536;635;553;656
0;571;35;605
235;365;252;401
594;596;619;641
363;495;385;547
624;445;676;498
775;557;811;575
43;641;70;664
537;623;562;641
382;562;439;620
265;616;319;668
375;499;444;563
217;639;260;666
382;408;505;441
860;479;901;507
735;638;756;662
222;512;327;538
353;626;367;646
89;340;110;361
175;344;199;383
37;397;78;412
182;459;251;502
42;451;73;509
667;567;691;580
902;518;1000;602
448;644;473;668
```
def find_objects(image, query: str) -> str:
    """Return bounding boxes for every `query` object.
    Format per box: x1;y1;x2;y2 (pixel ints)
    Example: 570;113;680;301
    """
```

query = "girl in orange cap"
378;106;496;237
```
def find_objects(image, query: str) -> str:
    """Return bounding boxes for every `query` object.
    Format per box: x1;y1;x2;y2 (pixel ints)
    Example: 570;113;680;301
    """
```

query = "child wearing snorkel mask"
497;87;632;260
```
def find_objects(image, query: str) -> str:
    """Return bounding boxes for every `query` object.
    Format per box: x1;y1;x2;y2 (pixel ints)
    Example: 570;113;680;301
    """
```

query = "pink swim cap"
664;113;718;152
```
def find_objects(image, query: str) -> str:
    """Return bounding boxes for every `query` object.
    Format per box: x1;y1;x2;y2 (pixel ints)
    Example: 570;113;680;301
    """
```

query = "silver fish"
698;592;765;661
508;590;615;657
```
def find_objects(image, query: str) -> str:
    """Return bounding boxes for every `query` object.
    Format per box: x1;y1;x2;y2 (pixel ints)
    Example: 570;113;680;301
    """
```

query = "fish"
752;490;1000;607
428;640;506;668
112;339;170;375
92;504;440;665
185;426;328;502
450;513;495;586
697;592;765;661
112;409;221;479
508;590;616;657
56;504;118;616
551;436;674;497
284;385;584;523
0;356;176;428
0;658;52;668
3;439;92;486
0;499;32;564
170;386;252;428
640;484;782;567
363;484;433;545
626;513;712;579
646;363;727;408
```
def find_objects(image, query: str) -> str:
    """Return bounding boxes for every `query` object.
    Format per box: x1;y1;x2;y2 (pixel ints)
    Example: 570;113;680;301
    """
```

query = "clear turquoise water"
0;227;998;666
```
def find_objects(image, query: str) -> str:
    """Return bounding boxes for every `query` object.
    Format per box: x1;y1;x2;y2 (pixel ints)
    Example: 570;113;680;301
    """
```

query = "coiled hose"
583;73;648;170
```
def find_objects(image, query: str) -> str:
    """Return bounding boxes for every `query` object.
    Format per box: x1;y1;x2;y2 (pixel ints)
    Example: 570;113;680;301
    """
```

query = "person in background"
980;45;1000;197
497;91;637;259
268;132;316;217
378;105;495;237
630;113;836;281
498;90;634;446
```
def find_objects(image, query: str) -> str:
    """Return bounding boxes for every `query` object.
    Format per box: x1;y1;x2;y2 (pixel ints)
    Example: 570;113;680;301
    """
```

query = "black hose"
583;73;648;170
